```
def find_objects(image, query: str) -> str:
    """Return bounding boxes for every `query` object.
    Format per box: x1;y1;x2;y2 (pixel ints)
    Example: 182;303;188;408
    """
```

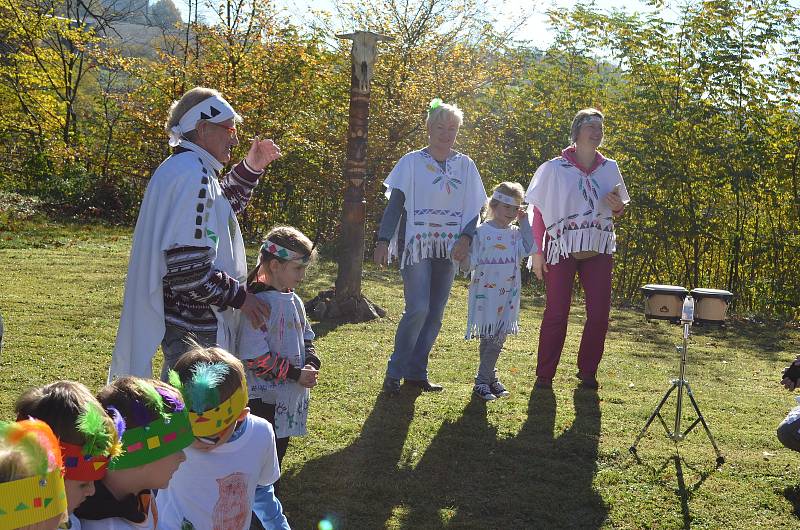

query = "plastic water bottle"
681;296;695;323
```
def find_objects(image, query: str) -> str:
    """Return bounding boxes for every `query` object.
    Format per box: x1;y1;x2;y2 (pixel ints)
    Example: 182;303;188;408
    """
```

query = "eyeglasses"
206;121;237;138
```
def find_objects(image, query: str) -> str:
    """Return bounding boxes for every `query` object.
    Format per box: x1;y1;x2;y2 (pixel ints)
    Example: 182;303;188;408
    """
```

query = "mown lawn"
2;220;799;529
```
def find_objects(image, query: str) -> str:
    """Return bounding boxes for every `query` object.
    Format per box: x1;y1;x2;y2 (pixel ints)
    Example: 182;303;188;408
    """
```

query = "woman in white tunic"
109;87;279;381
374;100;487;393
525;108;630;390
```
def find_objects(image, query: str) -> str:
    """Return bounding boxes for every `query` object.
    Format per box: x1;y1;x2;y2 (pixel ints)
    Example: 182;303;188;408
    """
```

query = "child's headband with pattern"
60;402;123;481
0;419;68;529
169;364;249;438
107;381;193;470
260;239;310;263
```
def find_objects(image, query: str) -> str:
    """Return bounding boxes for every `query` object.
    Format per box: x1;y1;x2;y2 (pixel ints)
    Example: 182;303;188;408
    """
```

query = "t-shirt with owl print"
156;414;280;530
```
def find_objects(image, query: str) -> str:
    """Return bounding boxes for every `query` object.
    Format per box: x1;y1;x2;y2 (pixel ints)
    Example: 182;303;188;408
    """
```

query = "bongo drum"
641;284;688;322
690;288;733;324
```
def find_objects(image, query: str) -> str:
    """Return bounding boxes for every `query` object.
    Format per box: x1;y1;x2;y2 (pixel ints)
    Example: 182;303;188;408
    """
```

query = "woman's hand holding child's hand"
299;365;319;388
531;253;548;281
374;241;389;267
451;236;470;262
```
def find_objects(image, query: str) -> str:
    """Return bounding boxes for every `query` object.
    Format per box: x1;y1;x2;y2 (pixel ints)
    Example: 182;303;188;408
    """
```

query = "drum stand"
629;318;725;465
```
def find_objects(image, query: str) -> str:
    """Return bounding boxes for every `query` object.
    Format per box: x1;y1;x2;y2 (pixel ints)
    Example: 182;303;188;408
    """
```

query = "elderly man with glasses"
110;87;281;382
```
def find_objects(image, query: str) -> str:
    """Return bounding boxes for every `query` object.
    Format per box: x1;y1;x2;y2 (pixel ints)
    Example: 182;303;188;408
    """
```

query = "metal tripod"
629;319;725;465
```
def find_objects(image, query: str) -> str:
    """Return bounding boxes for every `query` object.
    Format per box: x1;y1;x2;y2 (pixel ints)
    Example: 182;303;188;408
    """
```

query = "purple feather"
129;400;152;427
106;406;126;437
156;387;185;413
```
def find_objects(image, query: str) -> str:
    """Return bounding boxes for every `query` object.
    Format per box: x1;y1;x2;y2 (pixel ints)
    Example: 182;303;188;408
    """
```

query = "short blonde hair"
0;445;33;483
426;102;464;130
570;108;604;144
488;181;525;211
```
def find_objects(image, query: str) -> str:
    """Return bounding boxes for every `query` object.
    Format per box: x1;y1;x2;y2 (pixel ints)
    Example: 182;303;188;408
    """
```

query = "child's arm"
246;343;319;385
518;214;537;255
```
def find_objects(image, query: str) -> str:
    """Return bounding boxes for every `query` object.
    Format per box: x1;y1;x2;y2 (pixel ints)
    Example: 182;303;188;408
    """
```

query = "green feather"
136;380;165;418
187;362;229;413
77;403;112;456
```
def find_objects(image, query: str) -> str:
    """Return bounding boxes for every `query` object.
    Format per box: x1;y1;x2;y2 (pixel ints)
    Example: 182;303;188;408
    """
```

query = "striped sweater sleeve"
163;246;247;309
219;159;263;215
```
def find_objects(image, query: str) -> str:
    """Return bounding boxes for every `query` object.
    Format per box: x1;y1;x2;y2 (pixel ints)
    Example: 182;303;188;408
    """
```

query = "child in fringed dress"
236;225;319;483
466;182;536;401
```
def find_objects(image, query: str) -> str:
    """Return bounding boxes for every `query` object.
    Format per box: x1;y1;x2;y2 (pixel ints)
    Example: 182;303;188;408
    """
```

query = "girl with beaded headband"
465;182;536;401
15;381;123;527
236;225;320;482
0;419;68;530
75;377;192;529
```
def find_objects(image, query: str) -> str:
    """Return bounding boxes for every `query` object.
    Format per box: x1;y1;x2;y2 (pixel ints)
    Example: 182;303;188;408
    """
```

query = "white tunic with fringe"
465;222;528;339
384;149;487;268
525;156;630;265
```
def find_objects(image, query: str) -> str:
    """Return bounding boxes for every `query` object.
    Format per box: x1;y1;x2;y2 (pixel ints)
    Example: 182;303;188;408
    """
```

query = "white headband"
491;190;520;206
260;240;310;263
576;115;603;129
168;95;241;147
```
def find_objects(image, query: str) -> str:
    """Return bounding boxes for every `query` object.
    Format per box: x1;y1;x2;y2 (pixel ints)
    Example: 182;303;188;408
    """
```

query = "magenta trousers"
536;252;613;379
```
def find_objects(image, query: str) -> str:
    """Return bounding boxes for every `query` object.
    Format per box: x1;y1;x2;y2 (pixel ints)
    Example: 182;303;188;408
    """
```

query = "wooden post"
308;31;391;322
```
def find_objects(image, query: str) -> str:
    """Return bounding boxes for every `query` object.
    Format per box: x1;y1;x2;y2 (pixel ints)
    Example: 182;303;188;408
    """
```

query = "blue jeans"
253;484;291;529
386;257;457;381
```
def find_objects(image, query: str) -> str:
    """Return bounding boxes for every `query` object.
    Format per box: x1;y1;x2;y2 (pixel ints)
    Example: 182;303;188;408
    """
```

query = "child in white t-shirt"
466;181;536;401
157;346;289;530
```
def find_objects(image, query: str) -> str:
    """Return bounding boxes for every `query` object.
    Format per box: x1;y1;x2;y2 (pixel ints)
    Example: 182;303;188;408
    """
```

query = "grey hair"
426;102;464;130
570;108;604;144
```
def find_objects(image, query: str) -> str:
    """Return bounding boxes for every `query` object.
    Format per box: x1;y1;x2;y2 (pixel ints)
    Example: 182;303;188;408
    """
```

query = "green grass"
2;221;800;529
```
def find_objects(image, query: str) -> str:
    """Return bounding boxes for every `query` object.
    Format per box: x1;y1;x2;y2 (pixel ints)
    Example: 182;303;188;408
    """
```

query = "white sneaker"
489;380;510;398
473;383;497;401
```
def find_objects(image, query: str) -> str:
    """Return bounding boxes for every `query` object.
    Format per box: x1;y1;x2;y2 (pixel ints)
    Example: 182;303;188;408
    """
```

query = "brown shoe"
576;371;599;390
534;377;552;389
405;379;444;392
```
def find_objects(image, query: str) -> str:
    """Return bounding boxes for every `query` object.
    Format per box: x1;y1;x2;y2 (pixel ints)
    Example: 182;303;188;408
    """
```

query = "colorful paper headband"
260;240;310;263
491;190;521;206
0;419;68;529
107;382;193;470
60;402;124;481
170;365;249;438
428;98;443;114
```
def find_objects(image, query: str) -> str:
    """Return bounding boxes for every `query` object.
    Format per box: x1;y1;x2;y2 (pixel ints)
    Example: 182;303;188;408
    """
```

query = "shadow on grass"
280;389;421;527
703;320;794;361
284;387;607;528
782;485;800;519
671;451;717;530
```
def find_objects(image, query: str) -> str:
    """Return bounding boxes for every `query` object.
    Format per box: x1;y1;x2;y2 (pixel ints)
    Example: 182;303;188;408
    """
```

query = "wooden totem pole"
309;30;392;322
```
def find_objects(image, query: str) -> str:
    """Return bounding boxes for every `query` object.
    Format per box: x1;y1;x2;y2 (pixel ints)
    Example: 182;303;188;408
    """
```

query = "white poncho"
465;222;529;339
525;155;630;265
236;289;314;438
109;142;247;380
384;149;487;268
